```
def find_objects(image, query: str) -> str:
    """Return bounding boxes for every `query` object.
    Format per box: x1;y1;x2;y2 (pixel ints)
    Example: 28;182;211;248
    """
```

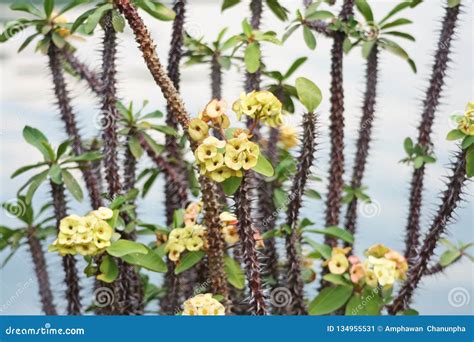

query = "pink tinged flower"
350;263;365;284
348;255;360;265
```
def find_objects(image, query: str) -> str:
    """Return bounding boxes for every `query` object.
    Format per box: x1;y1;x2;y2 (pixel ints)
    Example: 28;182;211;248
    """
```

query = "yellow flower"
186;236;204;251
222;225;239;244
226;135;247;154
93;220;113;241
365;244;390;258
91;207;114;220
209;166;232;182
59;215;84;235
202;136;226;149
169;228;185;241
165;241;186;253
224;149;243;170
169;249;181;262
365;269;378;287
458;116;474;136
195;143;217;162
58;232;75;245
279;126;298;149
75;232;93;244
220;211;237;224
192;225;206;239
245;141;260;157
81;215;98;233
75;243;98;256
328;253;349;275
365;256;397;287
182;293;225;316
233;91;284;127
94;237;111;249
57;244;77;256
241;153;258;170
188;118;209;142
205;153;225;172
205;99;227;119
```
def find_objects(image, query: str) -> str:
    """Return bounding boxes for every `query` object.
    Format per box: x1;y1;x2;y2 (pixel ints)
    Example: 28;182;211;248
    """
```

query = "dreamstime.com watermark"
0;278;33;313
4;323;85;336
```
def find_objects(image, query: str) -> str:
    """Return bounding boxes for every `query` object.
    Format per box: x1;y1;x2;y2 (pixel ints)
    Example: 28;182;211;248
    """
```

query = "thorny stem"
61;48;103;96
50;181;81;315
235;173;267;315
114;0;229;305
343;44;379;243
404;4;460;266
211;53;223;100
284;112;317;315
26;227;57;315
324;0;354;247
48;44;103;209
389;150;467;314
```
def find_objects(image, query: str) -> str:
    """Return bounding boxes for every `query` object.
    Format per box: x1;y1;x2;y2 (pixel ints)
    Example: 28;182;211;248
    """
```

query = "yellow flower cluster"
220;211;239;244
232;91;284;127
182;293;225;316
165;225;206;262
325;244;408;289
49;207;114;256
457;101;474;136
279;126;298;149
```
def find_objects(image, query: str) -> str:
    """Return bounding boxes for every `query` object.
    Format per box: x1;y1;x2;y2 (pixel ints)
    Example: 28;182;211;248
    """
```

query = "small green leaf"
242;19;252;37
111;9;125;33
355;0;373;22
305;189;321;200
25;170;49;204
22;126;51;160
128;135;144;159
447;0;461;8
303;26;316;50
306;226;354;244
44;0;54;18
63;151;102;163
244;42;261;73
121;247;167;272
446;129;465;141
152;124;178;136
253;154;274;177
11;162;47;179
56;140;72;159
282;24;300;42
413;156;424;169
224;255;245;289
323;274;351;286
221;176;242;196
284;57;308;79
10;1;43;17
304;238;332;259
381;18;413;30
466;147;474;178
404;137;413;154
305;10;334;21
61;169;83;202
384;31;415;42
362;40;375;59
222;0;241;11
266;0;289;21
308;285;353;315
295;77;322;112
461;135;474;149
96;255;118;283
175;251;205;275
84;4;113;34
48;165;62;184
107;239;148;257
439;249;461;267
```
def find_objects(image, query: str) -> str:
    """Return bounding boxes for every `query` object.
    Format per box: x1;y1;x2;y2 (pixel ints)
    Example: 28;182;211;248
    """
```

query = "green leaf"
379;2;411;25
345;287;383;315
71;8;96;32
466;147;474;178
381;18;412;30
22;126;51;161
48;165;62;184
308;285;353;315
305;10;334;21
141;110;164;119
121;247;168;272
141;132;164;155
61;169;83;202
362;40;375;59
10;1;43;17
384;31;415;41
253;154;274;177
295;77;322;112
17;33;39;52
144;1;176;21
323;274;351;286
355;0;373;22
128;135;144;159
439;249;461;267
107;239;148;257
56;140;72;159
25;170;49;204
242;19;252;37
96;255;119;283
152;124;178;136
304;237;331;259
221;176;242;196
266;0;289;21
63;151;102;163
284;57;307;79
306;226;354;244
461;135;474;149
112;9;125;33
446;129;465;141
59;0;91;15
413;156;424;169
83;4;113;34
221;35;240;51
397;308;419;316
44;0;54;18
224;255;245;289
11;162;47;178
404;137;413;154
282;24;300;43
303;26;316;50
175;251;205;275
244;42;261;73
305;189;321;200
222;0;241;11
447;0;461;8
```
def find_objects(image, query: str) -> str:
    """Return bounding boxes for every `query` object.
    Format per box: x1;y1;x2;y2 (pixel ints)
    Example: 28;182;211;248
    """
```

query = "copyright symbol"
377;325;383;332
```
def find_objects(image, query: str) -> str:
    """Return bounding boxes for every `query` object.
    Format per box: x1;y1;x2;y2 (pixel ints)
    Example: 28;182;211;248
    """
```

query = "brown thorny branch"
61;47;103;95
211;54;222;100
389;149;468;314
404;4;460;267
324;0;354;247
160;0;194;315
50;181;81;315
99;11;143;315
113;0;230;308
26;226;57;315
284;112;318;315
343;44;379;244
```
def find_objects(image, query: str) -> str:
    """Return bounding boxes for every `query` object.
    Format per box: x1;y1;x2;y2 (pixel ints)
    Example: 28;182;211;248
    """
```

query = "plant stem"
324;0;354;247
50;181;81;315
343;44;379;242
389;150;467;314
284;112;317;315
404;4;460;267
26;227;57;315
235;173;267;315
61;48;103;95
211;54;222;100
48;44;103;209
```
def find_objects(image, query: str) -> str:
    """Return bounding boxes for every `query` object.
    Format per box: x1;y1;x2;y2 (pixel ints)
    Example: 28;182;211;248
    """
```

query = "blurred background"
0;0;472;315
